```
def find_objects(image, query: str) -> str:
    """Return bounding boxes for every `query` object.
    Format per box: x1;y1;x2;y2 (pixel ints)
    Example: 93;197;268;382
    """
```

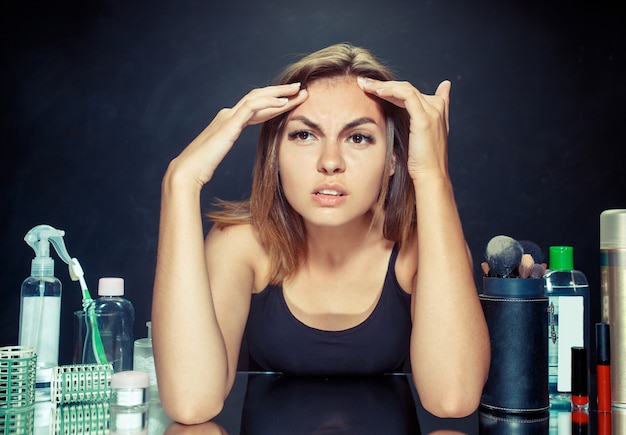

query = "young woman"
152;43;490;424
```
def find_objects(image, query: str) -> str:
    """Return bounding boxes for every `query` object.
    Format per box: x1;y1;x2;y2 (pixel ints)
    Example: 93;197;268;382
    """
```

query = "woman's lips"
312;189;347;206
316;189;343;196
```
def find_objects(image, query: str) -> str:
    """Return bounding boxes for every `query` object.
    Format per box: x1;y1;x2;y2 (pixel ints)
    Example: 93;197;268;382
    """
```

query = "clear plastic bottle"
84;277;135;372
543;246;590;409
134;320;158;398
19;275;61;394
18;225;67;401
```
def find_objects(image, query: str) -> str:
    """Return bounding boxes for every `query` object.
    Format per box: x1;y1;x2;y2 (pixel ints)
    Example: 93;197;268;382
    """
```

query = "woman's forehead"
288;76;385;126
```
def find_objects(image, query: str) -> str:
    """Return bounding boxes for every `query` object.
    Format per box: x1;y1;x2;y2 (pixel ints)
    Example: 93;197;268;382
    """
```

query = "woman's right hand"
169;82;307;189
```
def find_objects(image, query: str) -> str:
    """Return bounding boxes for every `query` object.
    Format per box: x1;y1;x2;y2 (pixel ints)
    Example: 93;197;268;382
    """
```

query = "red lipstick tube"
596;322;611;413
598;411;612;435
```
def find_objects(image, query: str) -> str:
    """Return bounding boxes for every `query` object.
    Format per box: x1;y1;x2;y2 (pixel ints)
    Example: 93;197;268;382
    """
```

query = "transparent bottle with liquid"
543;246;590;408
134;320;158;397
18;224;67;401
83;277;135;371
19;274;61;395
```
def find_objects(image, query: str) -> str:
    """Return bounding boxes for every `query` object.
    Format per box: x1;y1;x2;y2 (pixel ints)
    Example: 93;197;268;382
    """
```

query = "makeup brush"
518;253;535;278
481;261;491;276
485;235;524;278
518;240;545;264
530;263;545;279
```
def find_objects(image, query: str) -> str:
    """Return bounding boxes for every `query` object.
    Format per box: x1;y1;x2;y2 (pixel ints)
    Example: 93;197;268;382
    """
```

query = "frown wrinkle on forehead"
288;76;385;132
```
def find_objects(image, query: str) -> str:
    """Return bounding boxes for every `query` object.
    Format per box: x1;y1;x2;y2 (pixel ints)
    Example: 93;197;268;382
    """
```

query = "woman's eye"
349;133;373;144
288;131;314;141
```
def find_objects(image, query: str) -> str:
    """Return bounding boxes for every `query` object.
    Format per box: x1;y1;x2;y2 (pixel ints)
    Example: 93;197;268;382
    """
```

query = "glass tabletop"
163;371;475;434
163;372;624;435
19;371;625;434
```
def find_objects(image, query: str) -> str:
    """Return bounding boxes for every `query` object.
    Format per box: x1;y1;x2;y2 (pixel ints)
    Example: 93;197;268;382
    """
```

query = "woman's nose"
317;141;345;174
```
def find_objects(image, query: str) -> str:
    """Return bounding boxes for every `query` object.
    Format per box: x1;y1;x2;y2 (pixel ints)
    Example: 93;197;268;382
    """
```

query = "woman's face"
278;76;392;231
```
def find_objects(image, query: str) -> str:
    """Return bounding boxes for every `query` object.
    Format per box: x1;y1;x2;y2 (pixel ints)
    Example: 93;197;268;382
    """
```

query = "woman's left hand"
357;77;451;182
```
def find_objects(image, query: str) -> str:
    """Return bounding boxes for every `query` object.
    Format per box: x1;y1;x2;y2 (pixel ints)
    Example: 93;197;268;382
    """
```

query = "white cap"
98;277;125;296
111;370;150;389
600;209;626;249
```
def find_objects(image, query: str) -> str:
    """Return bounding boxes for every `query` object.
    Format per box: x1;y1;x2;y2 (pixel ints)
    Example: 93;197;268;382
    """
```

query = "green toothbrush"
69;258;108;364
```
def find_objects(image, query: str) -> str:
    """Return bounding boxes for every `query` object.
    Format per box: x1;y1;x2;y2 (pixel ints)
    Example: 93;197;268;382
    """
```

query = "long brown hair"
208;43;415;283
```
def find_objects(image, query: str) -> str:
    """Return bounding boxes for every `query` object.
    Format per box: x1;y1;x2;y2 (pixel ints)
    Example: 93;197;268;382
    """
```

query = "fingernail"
278;97;288;104
357;77;367;88
290;82;301;88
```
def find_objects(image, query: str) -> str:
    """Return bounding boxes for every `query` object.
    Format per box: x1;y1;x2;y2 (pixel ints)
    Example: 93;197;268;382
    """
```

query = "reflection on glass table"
18;371;626;434
166;371;473;435
166;373;626;435
237;373;420;433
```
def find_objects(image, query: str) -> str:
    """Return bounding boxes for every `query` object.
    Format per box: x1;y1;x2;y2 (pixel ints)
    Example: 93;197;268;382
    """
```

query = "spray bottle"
18;224;72;399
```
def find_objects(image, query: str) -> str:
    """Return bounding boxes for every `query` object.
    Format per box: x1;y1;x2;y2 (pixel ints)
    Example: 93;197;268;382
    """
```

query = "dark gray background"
2;0;624;369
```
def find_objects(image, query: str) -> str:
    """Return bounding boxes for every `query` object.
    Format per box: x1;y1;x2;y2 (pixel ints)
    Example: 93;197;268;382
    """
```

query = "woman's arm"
358;78;490;418
410;172;489;418
152;83;307;424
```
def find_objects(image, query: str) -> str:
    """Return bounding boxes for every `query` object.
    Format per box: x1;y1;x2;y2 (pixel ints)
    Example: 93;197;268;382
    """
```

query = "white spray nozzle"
25;225;93;307
25;224;74;264
24;224;73;277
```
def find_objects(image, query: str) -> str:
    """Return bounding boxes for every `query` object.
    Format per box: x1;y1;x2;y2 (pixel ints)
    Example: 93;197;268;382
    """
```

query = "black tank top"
245;245;412;375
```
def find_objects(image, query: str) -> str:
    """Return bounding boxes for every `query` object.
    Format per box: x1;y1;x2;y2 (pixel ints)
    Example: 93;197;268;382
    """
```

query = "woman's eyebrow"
288;116;378;132
343;117;378;131
288;116;321;131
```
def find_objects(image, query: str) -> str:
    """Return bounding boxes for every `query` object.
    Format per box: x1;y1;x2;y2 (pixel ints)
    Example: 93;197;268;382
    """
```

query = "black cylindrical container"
480;277;549;414
479;410;549;434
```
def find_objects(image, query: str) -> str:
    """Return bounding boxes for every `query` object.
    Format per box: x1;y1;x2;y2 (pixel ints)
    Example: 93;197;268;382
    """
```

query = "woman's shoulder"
206;222;267;259
205;223;271;290
207;220;255;239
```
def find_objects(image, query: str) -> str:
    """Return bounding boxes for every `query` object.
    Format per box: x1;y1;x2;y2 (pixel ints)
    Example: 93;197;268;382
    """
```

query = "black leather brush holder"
479;277;549;414
479;410;549;434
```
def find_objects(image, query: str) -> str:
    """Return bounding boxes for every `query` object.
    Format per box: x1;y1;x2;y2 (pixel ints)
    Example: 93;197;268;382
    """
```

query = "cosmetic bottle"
600;208;626;407
18;225;70;401
133;321;158;398
84;278;135;372
110;370;149;433
543;246;590;408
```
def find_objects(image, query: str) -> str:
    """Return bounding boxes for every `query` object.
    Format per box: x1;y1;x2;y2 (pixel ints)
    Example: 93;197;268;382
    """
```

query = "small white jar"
110;370;150;433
